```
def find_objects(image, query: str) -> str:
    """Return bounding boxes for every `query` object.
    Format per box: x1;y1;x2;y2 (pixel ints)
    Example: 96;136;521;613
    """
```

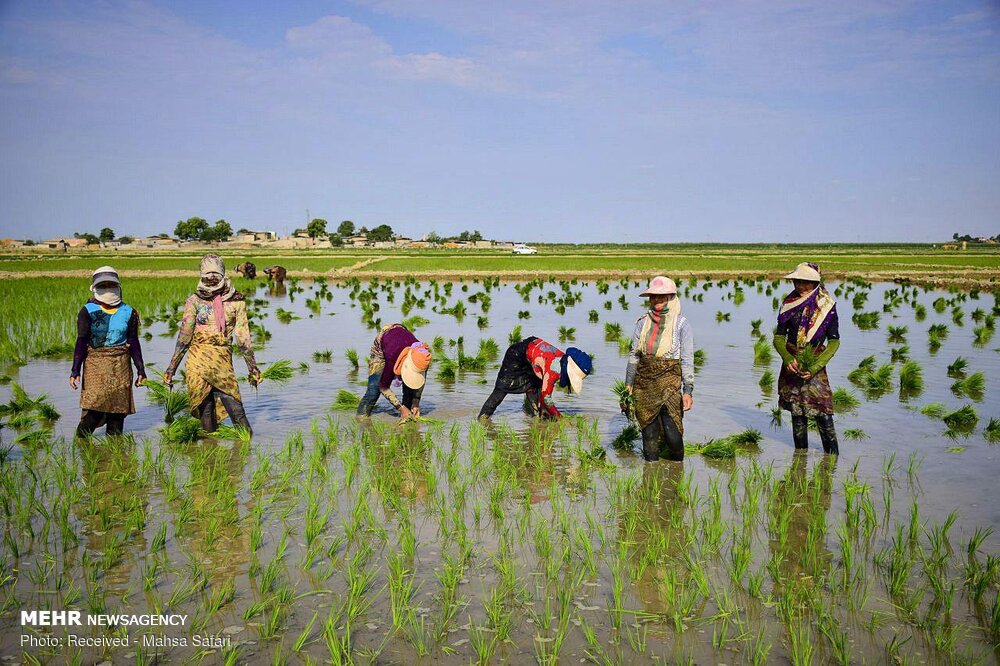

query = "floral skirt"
633;355;684;435
778;347;833;417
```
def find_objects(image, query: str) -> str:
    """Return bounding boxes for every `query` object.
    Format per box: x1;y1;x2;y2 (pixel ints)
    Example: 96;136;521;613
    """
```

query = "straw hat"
395;342;432;390
639;275;677;297
784;262;821;282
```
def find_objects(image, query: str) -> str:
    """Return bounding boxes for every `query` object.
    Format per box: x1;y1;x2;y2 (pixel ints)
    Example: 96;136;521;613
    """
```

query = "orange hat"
394;342;432;389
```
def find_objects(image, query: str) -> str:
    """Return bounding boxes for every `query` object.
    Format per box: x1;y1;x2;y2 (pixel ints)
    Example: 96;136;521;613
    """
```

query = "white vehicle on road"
511;244;537;255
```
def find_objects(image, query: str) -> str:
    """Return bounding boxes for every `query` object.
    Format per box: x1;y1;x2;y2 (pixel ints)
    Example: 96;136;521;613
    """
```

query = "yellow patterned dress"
166;294;257;421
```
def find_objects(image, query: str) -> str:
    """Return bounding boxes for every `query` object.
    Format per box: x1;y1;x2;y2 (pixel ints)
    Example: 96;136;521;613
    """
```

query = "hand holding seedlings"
134;374;146;387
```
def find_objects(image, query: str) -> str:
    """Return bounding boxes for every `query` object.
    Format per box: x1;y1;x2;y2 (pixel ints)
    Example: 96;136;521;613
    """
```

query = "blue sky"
1;0;997;242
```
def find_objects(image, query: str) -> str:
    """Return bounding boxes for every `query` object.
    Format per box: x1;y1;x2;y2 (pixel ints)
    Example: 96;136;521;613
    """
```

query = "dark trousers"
198;388;251;434
791;414;839;455
76;410;126;438
479;337;542;419
357;373;421;416
640;407;684;462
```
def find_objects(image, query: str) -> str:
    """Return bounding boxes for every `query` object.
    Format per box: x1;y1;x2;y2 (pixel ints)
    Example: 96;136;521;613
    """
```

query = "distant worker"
357;323;433;423
263;265;287;282
164;255;260;434
235;262;257;279
70;266;147;437
622;276;694;462
479;337;592;420
774;262;840;455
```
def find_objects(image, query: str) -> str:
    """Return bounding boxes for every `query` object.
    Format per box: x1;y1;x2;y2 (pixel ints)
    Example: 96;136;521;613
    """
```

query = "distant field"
1;245;997;285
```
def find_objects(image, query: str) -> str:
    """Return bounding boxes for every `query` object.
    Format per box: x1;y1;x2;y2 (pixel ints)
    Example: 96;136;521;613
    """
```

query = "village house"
43;237;89;249
233;230;277;243
136;236;179;248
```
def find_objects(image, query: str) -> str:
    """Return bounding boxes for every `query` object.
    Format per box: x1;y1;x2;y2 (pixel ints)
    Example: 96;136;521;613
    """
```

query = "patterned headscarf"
195;254;236;333
777;264;836;346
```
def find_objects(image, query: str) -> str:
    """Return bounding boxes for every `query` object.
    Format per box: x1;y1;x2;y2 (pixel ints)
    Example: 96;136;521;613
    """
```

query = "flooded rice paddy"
2;276;1000;664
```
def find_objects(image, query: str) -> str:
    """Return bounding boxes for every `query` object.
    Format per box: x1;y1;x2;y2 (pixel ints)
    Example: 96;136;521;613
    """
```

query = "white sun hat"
784;262;821;282
566;357;587;394
639;275;677;297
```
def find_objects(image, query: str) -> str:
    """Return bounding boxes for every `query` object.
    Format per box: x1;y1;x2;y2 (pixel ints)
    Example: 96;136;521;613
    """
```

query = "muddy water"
2;278;999;664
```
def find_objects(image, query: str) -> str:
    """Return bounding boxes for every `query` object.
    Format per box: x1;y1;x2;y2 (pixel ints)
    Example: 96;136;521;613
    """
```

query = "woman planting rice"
164;255;260;434
357;323;433;422
622;276;694;462
773;262;840;455
70;266;147;437
478;337;592;420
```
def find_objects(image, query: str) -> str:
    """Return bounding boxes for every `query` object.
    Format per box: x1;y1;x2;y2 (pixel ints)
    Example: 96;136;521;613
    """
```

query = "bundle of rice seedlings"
436;357;457;380
928;323;948;346
160;416;203;444
864;364;894;397
588;310;599;323
887;325;908;343
852;311;880;330
611;380;635;419
211;424;252;442
603;322;622;342
750;319;762;336
795;345;819;375
689;438;736;459
914;303;927;321
508;325;523;345
617;336;632;355
693;349;706;367
729;428;763;448
832;388;860;413
919;403;946;419
759;370;774;391
477;316;489;329
401;315;430;331
947;357;968;378
275;308;300;324
715;311;731;323
973;325;993;346
611;423;640;451
259;360;295;385
344;348;360;370
890;346;909;362
844;428;869;441
942;405;978;432
898;361;924;397
332;390;361;410
478;338;500;361
558;326;576;342
984;418;1000;444
752;337;772;365
951;371;985;400
312;350;333;362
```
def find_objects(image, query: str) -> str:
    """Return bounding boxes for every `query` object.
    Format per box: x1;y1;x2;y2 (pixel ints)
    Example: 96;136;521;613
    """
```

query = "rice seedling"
918;402;947;419
715;310;731;323
259;359;295;385
275;308;300;323
557;325;576;342
942;405;978;433
603;322;622;341
947;356;968;378
852;311;880;330
588;309;599;323
159;416;203;443
843;428;869;441
887;325;908;343
752;337;772;365
985;418;1000;443
759;370;774;392
898;360;923;398
312;349;333;362
693;349;706;368
750;318;762;335
832;388;860;413
344;348;360;369
401;314;430;331
973;325;994;346
890;345;909;362
951;371;985;400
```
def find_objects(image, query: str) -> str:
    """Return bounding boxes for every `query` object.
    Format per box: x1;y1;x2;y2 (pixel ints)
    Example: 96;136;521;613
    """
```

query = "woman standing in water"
622;276;694;462
164;255;260;434
70;266;147;437
773;262;840;455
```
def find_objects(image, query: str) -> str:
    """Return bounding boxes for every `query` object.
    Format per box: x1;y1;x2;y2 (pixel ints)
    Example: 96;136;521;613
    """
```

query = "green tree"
368;224;394;242
99;227;115;242
74;231;100;245
307;218;328;238
119;236;134;245
174;217;208;240
426;231;443;244
329;233;344;247
337;220;355;237
470;229;483;242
